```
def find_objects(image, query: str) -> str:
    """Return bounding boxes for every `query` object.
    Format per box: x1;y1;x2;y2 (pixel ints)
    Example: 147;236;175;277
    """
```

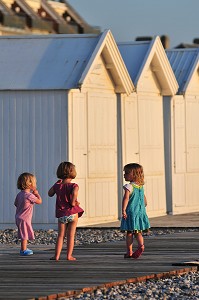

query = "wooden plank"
0;232;198;299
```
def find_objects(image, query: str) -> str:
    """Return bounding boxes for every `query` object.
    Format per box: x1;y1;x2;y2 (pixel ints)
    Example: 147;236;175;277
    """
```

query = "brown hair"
124;163;144;185
17;172;36;190
56;161;77;179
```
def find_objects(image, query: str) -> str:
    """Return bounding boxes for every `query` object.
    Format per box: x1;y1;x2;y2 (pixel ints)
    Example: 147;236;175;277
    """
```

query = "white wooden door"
172;96;186;209
69;90;118;225
138;94;166;217
122;94;139;165
87;92;118;222
122;93;167;217
185;95;199;207
69;91;88;220
186;96;199;171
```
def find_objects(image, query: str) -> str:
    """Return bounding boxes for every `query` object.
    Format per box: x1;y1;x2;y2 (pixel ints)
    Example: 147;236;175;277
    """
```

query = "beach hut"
0;30;134;228
165;48;199;214
118;37;178;218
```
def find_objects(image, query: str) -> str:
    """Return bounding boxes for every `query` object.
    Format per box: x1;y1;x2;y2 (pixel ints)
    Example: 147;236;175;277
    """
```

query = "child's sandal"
132;245;144;259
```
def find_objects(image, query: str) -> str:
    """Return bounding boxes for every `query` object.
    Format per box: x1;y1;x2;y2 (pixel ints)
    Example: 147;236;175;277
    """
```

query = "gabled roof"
166;48;199;94
118;36;178;96
0;30;134;94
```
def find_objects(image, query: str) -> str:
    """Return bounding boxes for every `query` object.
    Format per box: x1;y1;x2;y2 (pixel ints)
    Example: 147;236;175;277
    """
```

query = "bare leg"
132;233;144;259
135;232;144;247
52;222;66;261
125;231;133;257
66;214;78;260
21;239;27;251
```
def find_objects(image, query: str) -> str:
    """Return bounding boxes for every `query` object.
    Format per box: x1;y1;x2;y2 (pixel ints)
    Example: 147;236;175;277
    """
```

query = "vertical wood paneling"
122;91;167;217
0;90;68;226
9;96;17;221
3;99;10;222
0;100;3;221
173;96;186;173
171;94;199;214
70;89;118;224
121;94;139;165
186;96;199;171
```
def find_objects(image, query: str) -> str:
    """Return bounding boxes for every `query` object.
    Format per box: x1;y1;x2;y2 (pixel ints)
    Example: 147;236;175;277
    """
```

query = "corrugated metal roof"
0;34;100;90
0;31;134;94
166;48;199;94
118;38;178;96
118;41;150;84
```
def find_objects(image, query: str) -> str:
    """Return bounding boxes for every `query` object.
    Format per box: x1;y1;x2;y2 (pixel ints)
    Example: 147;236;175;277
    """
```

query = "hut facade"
0;30;133;228
118;37;178;217
165;48;199;214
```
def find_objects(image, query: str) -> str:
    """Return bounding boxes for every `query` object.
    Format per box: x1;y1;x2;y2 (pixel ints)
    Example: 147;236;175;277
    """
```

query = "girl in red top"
48;161;84;261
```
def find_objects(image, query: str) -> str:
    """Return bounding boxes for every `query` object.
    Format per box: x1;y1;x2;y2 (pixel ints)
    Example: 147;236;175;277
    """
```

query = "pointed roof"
0;30;133;95
118;36;178;96
166;48;199;94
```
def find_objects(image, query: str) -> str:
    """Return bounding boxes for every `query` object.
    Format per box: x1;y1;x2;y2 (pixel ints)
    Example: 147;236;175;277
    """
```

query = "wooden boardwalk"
0;231;198;300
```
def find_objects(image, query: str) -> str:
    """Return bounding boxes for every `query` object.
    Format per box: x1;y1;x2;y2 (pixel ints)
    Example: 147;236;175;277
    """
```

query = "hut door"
138;94;166;216
70;93;88;217
122;95;139;164
172;96;186;208
87;92;118;221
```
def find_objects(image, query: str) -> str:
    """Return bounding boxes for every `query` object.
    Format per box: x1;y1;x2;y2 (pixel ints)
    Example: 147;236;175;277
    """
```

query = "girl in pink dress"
14;173;42;256
48;161;84;261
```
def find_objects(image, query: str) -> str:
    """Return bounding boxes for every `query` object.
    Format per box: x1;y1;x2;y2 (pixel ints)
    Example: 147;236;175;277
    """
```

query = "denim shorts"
58;214;76;224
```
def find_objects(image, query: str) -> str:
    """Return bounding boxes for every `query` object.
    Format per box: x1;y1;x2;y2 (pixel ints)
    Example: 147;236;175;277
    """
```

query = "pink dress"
14;191;38;240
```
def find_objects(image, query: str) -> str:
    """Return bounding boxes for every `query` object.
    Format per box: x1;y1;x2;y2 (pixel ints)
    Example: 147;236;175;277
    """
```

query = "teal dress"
120;183;150;232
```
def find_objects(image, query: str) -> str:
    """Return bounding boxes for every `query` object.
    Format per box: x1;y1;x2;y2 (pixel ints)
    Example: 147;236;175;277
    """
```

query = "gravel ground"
59;271;199;300
0;228;198;300
0;228;198;245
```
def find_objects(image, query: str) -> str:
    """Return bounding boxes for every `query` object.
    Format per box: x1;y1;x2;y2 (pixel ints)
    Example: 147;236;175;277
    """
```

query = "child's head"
17;172;37;190
123;163;144;185
56;162;77;180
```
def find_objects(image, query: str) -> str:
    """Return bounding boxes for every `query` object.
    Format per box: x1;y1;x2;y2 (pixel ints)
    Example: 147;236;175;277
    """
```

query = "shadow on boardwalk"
0;231;198;299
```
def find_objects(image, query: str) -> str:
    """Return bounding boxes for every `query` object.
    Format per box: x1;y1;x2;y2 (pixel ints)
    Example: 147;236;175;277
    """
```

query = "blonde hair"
124;163;144;185
17;172;36;190
56;161;77;179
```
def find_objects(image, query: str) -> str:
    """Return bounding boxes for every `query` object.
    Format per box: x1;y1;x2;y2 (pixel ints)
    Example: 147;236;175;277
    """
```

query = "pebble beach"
0;228;198;300
0;227;198;246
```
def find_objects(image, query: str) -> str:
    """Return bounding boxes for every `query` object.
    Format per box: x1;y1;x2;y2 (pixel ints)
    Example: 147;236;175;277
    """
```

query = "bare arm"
48;186;55;197
122;189;130;219
32;190;42;204
71;186;79;207
144;195;147;207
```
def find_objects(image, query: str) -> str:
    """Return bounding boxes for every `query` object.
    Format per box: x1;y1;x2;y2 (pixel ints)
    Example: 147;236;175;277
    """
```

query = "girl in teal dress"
120;163;150;259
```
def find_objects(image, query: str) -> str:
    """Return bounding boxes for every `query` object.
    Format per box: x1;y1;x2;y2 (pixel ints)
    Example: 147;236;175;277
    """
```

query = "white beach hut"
118;37;178;218
0;30;134;228
165;48;199;214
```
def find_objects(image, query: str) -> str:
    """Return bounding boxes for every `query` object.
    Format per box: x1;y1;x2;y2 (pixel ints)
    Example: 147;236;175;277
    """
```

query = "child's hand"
75;200;80;206
122;211;127;219
32;189;40;198
32;189;42;204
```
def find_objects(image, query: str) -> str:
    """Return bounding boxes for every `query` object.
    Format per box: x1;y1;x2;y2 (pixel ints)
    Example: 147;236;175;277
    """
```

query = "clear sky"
67;0;199;48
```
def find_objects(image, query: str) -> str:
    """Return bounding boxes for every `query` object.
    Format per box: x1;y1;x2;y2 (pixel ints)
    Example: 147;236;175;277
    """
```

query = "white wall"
0;90;68;228
170;94;199;214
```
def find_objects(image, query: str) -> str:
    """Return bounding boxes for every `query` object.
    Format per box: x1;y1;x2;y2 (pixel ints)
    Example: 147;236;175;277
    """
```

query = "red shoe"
132;245;144;259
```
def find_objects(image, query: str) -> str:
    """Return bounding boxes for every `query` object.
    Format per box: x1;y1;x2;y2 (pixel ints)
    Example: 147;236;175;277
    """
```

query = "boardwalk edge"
33;266;198;300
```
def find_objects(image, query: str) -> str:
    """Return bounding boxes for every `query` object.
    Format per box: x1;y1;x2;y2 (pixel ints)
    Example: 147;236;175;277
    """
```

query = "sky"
67;0;199;48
